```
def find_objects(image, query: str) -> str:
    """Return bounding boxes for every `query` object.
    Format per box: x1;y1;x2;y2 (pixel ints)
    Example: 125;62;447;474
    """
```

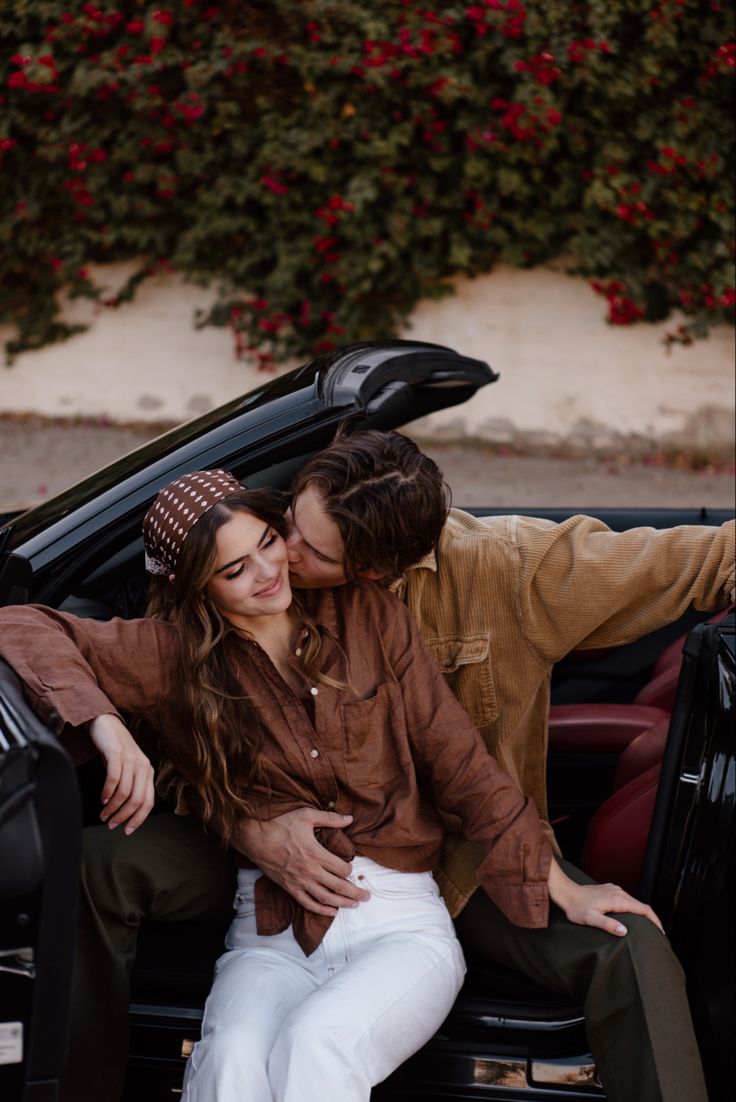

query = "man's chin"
288;570;314;590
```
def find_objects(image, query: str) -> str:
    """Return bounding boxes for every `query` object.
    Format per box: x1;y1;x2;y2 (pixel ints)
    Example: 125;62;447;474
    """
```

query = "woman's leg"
183;869;320;1102
182;944;316;1102
268;860;466;1102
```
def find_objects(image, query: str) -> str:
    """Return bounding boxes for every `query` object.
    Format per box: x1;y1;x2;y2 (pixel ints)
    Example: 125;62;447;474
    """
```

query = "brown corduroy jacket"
399;510;735;916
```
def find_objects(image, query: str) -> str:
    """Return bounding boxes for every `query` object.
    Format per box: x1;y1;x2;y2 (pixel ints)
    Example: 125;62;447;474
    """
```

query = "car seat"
549;609;730;891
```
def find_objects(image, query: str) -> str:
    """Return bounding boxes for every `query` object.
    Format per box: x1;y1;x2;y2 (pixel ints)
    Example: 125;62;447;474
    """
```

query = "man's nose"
285;534;302;562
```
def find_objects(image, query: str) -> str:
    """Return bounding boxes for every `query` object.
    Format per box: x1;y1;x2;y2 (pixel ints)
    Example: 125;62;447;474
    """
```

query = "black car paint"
0;341;733;1101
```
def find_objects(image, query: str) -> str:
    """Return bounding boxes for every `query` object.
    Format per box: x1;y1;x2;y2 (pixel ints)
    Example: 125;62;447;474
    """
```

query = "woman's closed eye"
224;530;279;579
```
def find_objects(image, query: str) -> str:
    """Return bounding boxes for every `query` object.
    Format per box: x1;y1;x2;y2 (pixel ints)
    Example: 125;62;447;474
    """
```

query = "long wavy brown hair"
146;488;340;844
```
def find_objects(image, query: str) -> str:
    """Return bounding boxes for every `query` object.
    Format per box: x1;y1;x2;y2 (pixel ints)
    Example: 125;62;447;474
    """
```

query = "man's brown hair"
292;429;451;582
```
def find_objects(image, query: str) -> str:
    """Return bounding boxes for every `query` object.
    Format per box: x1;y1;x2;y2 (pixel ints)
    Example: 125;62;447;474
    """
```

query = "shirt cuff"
475;842;552;928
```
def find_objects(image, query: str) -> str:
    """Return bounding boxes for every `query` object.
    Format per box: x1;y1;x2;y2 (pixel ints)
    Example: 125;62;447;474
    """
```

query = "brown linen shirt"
0;582;552;955
403;510;735;915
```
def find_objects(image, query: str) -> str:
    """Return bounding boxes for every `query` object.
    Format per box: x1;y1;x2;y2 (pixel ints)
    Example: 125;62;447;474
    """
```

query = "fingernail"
616;924;627;935
108;821;117;830
342;815;352;822
124;826;135;836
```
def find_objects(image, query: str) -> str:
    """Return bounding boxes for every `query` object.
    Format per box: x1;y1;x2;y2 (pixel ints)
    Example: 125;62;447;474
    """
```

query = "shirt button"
310;748;320;758
310;686;319;696
443;659;453;669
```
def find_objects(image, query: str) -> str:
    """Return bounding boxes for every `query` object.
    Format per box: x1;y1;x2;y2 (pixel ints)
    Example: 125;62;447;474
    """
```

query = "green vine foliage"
1;0;734;367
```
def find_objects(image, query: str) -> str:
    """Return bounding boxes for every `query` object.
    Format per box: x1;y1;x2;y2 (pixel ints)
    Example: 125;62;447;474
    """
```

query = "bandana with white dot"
142;469;245;575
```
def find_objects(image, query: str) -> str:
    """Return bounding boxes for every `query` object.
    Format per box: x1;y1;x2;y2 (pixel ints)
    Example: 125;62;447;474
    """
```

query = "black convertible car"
0;341;733;1101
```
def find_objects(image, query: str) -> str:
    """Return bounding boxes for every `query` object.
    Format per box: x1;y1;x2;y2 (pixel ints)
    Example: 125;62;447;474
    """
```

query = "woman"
0;470;662;1102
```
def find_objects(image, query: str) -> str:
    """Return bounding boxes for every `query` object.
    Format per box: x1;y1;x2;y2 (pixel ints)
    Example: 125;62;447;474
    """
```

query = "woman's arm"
89;714;156;834
547;858;663;935
381;590;666;933
0;605;170;831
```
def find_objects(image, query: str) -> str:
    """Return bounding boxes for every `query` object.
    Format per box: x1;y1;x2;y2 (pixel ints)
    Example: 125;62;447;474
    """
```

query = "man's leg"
454;859;707;1102
61;813;236;1102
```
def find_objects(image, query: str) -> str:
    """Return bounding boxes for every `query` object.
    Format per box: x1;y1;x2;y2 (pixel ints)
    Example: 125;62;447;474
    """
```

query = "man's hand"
89;713;155;835
548;859;664;937
233;808;371;917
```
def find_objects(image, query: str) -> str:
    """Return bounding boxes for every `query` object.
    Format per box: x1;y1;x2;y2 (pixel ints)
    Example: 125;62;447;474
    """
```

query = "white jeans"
182;857;466;1102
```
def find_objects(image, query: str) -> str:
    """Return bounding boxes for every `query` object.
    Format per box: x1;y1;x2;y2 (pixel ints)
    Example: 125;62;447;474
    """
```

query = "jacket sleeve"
384;592;552;928
515;516;735;664
0;604;174;761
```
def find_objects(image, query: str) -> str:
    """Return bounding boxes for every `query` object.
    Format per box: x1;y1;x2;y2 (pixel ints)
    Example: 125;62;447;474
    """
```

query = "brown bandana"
143;469;245;576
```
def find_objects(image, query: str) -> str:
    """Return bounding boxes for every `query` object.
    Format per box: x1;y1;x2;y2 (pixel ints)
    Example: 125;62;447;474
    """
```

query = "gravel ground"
1;416;733;514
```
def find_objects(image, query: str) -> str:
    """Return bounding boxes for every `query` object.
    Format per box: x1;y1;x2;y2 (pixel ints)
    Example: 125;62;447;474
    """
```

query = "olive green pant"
62;815;707;1102
455;860;707;1102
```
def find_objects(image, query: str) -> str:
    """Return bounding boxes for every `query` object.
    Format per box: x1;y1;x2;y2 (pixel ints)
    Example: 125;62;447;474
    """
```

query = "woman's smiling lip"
254;572;284;598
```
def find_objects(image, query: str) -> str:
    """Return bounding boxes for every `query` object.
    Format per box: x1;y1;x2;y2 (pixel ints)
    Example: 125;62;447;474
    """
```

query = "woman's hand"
547;858;664;936
232;808;371;916
89;713;155;834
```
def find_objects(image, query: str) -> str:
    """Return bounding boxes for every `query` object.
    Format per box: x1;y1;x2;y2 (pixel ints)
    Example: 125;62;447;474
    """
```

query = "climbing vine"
1;0;734;367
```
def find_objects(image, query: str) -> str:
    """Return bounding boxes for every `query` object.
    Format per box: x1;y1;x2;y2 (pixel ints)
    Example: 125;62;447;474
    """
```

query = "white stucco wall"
1;261;733;455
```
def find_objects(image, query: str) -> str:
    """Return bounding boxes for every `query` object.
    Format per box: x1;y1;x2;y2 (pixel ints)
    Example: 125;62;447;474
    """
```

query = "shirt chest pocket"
425;633;499;731
339;681;405;789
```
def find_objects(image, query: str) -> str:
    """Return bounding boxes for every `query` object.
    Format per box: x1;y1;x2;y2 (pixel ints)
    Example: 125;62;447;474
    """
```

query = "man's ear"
358;567;386;582
168;573;176;585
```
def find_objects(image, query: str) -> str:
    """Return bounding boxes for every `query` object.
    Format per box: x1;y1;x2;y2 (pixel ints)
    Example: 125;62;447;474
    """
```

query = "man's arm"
516;515;734;663
232;812;371;915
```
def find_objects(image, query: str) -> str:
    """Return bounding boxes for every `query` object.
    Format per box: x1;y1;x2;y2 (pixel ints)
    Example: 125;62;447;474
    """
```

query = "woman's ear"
168;573;176;585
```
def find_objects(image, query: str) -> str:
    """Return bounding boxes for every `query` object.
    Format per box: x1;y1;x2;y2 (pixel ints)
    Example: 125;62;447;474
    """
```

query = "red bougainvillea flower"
261;174;289;195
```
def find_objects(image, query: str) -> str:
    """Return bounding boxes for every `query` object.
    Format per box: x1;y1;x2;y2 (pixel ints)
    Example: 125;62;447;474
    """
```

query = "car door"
0;663;81;1102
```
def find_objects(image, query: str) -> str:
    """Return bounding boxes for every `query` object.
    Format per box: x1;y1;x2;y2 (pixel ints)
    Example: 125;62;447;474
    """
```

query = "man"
65;430;734;1102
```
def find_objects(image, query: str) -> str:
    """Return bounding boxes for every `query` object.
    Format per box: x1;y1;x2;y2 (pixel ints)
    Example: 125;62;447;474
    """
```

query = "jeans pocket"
359;866;438;901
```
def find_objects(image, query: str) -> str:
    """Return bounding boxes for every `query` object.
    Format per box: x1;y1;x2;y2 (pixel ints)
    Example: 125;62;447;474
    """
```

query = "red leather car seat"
581;718;669;894
551;608;730;891
548;608;730;756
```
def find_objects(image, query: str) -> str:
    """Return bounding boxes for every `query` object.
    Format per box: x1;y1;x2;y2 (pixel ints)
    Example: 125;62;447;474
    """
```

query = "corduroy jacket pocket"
424;633;499;731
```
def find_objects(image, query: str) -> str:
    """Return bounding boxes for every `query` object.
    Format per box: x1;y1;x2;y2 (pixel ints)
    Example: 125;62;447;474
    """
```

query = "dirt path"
1;417;733;514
